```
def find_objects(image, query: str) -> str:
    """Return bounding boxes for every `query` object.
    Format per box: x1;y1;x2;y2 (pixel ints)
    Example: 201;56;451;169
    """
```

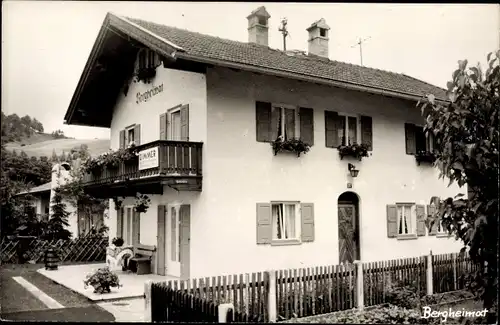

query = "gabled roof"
127;16;447;101
307;18;330;31
64;13;448;126
16;182;51;196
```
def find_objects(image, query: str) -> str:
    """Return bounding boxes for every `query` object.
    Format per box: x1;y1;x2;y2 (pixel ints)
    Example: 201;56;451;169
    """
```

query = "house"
16;162;107;238
63;8;463;279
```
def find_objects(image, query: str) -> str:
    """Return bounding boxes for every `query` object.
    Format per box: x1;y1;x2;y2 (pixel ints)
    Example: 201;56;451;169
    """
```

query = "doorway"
166;204;190;279
338;192;360;264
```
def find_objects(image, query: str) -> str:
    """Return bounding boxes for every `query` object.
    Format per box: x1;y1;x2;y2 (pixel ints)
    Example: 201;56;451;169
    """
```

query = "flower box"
271;138;311;157
415;151;436;165
337;143;370;161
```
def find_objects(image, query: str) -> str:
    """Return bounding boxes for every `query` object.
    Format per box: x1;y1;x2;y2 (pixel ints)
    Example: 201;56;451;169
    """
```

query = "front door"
338;204;358;264
166;204;190;278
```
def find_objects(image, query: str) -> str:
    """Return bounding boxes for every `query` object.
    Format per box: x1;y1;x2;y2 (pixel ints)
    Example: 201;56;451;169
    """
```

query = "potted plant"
134;193;151;213
113;197;124;211
83;267;121;294
111;237;124;247
82;158;103;176
337;143;370;161
271;137;311;157
415;150;436;165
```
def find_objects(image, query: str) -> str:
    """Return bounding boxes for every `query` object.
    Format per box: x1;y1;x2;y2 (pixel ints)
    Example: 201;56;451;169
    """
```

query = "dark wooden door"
338;204;359;264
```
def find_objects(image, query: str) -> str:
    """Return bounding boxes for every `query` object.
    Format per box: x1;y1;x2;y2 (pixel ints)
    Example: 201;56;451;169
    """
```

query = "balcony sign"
138;147;159;171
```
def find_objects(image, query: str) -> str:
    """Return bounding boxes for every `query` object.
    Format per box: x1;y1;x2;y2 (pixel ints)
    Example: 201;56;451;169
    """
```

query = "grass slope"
5;133;110;158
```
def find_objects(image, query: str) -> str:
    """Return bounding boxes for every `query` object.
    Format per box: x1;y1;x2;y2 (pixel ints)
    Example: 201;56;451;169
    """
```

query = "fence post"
266;270;277;323
426;252;433;295
218;303;234;323
353;260;364;310
144;280;153;322
452;253;457;291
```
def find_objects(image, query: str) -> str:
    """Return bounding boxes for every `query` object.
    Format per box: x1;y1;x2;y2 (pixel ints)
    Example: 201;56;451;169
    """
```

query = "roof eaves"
177;52;448;103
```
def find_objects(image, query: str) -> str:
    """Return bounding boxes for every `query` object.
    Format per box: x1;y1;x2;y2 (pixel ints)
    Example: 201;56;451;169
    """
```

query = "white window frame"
272;103;300;141
436;212;451;237
338;112;361;146
396;203;417;238
125;125;136;147
167;105;182;141
168;204;181;262
270;201;301;242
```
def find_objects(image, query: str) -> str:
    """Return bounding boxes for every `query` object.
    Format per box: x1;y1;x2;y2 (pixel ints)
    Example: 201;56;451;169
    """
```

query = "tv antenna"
351;36;371;66
278;17;289;51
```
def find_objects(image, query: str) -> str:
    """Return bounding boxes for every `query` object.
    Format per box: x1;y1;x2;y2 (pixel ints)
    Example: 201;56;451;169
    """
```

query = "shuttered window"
387;203;424;238
256;102;314;145
325;111;373;149
405;123;436;155
256;202;315;245
162;104;189;141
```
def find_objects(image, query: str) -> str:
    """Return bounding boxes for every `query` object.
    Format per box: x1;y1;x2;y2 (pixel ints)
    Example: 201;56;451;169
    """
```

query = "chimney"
306;18;330;58
247;6;271;46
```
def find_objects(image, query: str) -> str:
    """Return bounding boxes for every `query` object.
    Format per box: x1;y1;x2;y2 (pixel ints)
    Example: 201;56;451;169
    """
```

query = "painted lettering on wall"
138;147;159;170
136;83;164;104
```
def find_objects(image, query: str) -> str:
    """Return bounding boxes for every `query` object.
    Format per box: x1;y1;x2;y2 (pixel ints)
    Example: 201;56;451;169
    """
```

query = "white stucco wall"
188;67;465;277
109;67;207;149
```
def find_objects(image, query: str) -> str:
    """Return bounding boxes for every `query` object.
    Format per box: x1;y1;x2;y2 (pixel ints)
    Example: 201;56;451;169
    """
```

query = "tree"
47;188;71;241
51;149;59;162
417;51;499;322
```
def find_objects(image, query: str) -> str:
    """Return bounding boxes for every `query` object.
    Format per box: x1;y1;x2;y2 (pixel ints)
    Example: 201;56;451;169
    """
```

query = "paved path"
0;264;115;322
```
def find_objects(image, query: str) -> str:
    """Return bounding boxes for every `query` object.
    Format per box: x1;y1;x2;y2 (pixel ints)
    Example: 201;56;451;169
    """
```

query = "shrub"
84;267;121;294
271;138;311;157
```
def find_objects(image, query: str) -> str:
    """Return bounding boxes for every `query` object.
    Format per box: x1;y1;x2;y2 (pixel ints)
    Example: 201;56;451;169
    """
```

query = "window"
271;202;300;240
405;123;435;155
258;17;267;26
338;115;359;146
415;126;434;153
170;207;179;262
126;127;135;147
396;204;416;235
169;110;182;141
320;28;327;37
121;207;135;245
272;105;299;142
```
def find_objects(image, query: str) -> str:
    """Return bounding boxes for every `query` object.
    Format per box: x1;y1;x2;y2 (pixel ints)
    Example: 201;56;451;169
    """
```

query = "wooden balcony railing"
82;140;203;187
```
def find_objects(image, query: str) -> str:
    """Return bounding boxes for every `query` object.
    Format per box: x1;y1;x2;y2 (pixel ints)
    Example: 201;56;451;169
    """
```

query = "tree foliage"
1;112;44;143
417;51;499;322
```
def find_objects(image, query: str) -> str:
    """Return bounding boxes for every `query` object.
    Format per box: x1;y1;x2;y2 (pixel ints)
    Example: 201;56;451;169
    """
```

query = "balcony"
82;140;203;197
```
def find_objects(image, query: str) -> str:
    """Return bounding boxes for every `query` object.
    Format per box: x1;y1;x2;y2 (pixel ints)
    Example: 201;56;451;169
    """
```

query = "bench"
129;244;156;275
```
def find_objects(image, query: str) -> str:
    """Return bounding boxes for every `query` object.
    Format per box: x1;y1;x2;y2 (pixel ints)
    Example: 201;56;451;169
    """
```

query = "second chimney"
247;6;271;46
307;18;330;58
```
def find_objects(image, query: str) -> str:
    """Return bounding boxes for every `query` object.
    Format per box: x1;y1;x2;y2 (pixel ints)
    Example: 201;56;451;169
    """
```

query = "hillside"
5;137;110;158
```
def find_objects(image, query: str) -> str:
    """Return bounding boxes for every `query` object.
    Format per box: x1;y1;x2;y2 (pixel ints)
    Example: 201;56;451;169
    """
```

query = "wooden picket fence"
163;273;269;322
363;256;427;307
432;253;479;294
151;282;219;322
275;264;356;321
148;253;481;323
0;235;108;264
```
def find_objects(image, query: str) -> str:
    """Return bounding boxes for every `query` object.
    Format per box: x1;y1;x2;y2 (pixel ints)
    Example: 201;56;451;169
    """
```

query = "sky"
2;2;499;140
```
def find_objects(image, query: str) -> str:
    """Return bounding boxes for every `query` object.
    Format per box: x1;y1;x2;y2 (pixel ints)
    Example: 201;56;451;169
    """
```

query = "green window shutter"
285;108;296;139
134;124;141;145
386;205;398;238
405;123;416;155
301;203;315;242
119;130;126;149
256;203;272;244
159;113;167;140
360;115;373;151
133;210;141;245
325;111;341;148
299;107;314;146
428;205;438;235
180;104;189;141
256;102;272;142
416;204;426;236
117;207;124;238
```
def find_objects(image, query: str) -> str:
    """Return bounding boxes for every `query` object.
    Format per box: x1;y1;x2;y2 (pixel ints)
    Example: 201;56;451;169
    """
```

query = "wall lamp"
348;163;359;178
